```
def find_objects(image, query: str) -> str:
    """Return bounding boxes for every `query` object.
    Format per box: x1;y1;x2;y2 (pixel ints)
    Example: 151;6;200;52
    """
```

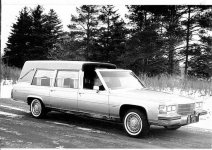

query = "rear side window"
55;71;79;89
32;70;55;86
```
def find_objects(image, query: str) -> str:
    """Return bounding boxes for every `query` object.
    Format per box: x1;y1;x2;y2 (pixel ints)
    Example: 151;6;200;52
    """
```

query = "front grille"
177;103;195;115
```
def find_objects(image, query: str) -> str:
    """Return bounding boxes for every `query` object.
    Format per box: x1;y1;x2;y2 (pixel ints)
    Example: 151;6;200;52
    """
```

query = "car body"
12;60;207;137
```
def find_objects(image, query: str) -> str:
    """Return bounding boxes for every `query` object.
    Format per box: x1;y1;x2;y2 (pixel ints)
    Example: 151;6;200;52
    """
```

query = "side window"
32;70;55;86
55;71;79;89
84;71;105;91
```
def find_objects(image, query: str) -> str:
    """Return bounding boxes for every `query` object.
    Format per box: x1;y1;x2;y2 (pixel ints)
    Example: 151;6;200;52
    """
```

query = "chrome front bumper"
151;110;207;126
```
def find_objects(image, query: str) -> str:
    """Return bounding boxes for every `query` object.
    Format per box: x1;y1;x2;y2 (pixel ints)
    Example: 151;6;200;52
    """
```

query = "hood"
110;88;195;105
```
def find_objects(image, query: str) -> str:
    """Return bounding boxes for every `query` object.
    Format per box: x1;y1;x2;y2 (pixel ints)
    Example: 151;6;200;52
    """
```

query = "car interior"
83;64;115;91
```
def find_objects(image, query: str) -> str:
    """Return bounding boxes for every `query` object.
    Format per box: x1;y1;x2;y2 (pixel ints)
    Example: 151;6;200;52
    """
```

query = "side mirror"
93;86;100;92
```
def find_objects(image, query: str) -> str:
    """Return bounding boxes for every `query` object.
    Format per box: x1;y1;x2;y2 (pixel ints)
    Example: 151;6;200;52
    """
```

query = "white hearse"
12;61;207;137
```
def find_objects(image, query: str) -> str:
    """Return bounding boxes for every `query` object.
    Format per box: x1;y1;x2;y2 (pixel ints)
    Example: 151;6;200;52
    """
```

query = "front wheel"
123;109;150;137
30;99;46;118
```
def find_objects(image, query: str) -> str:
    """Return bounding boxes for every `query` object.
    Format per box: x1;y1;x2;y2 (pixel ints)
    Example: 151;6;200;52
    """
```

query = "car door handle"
50;89;55;92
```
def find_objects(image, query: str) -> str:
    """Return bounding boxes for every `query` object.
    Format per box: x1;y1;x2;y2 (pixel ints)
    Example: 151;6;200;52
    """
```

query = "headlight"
159;105;177;114
159;105;167;114
195;102;203;109
171;105;176;111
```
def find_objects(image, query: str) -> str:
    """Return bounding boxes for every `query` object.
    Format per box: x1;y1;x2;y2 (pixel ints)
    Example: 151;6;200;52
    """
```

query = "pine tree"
29;5;48;60
188;9;212;79
181;6;211;76
109;18;126;65
3;7;33;68
43;9;63;59
156;6;185;75
124;6;167;75
3;5;65;67
68;5;99;60
49;32;85;60
188;36;212;78
97;5;126;63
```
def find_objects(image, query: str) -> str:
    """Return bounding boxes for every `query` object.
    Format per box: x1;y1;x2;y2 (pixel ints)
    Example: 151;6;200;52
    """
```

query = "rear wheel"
123;109;149;137
30;99;46;118
164;125;181;130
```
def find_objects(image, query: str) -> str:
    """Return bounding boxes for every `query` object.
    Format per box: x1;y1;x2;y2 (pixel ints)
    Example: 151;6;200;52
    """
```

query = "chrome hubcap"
31;100;41;116
125;112;142;134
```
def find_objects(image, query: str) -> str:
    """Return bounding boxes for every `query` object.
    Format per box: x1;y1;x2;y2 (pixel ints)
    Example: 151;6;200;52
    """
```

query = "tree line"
3;5;212;79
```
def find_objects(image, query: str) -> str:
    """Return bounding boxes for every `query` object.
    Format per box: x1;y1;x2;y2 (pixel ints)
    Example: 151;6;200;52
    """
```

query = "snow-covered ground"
188;98;212;130
0;80;13;98
0;85;13;98
0;80;211;130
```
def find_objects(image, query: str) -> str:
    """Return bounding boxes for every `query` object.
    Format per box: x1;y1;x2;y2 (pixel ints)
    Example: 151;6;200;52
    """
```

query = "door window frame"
54;69;80;89
95;70;110;91
31;68;56;87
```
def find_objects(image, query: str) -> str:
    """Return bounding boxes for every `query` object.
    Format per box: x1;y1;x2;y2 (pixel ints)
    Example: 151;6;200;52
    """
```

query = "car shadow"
41;111;125;136
24;111;187;140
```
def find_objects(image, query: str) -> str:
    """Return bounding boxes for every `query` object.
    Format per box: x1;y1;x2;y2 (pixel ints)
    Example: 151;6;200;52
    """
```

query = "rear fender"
27;95;43;105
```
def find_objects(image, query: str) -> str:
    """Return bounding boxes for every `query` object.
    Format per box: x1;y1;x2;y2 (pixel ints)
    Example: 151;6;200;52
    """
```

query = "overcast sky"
1;0;211;55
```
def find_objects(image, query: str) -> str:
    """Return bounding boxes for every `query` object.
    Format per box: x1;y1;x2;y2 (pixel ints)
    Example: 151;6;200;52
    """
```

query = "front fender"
109;95;159;121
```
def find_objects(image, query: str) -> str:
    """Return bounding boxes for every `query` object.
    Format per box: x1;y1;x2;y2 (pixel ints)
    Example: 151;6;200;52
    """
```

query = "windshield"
99;71;144;90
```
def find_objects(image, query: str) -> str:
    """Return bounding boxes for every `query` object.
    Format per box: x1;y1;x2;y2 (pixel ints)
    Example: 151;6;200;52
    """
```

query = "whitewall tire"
30;99;46;118
123;109;149;137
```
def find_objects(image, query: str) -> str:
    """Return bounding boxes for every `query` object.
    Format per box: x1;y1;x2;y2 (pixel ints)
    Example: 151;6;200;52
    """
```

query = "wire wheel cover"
125;112;142;134
31;100;42;116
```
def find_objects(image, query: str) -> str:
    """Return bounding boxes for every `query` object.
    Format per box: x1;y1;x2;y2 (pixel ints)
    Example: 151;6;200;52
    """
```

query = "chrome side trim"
158;116;181;120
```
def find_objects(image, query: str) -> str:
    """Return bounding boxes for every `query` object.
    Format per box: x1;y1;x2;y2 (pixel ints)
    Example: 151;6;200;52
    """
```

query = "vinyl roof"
22;60;116;70
19;60;116;82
